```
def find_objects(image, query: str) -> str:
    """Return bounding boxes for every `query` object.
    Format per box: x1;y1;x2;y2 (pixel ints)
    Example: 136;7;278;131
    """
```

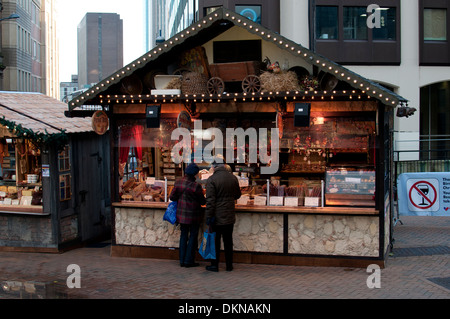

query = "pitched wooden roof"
67;7;408;113
0;92;93;134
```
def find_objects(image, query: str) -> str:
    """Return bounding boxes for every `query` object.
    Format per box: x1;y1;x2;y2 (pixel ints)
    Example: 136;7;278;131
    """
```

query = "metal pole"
165;177;168;202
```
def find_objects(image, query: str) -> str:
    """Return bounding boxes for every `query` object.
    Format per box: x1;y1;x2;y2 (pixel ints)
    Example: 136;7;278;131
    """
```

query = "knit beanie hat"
185;163;200;176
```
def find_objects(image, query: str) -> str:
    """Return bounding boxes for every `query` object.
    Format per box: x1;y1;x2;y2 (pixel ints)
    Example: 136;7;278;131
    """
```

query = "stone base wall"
115;208;284;253
115;208;181;247
0;215;55;248
234;213;283;253
114;207;380;258
288;215;379;257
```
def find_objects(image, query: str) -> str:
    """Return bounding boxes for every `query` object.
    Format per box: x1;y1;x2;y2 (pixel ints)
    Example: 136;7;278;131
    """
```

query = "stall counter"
111;202;383;267
0;204;44;215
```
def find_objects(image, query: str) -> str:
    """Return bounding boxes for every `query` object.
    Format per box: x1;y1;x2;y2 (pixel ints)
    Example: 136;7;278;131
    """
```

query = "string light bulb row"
100;90;381;105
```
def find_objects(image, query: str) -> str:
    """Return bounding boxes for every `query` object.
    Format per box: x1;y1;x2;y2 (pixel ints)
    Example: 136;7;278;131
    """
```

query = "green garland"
0;116;69;150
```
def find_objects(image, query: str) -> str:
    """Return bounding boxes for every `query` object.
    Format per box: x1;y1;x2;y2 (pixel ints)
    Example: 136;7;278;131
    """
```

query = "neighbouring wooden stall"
0;93;111;252
67;8;408;267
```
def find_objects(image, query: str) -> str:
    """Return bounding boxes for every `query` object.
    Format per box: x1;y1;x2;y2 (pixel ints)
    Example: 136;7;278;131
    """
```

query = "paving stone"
0;216;448;300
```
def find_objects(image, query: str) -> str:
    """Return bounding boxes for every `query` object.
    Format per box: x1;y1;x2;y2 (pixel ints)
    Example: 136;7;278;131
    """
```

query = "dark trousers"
179;223;200;265
211;224;234;269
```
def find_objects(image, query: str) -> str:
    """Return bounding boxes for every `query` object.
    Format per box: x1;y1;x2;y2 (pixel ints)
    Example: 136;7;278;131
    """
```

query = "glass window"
316;6;338;40
424;8;447;41
58;146;71;172
235;5;262;24
343;7;367;40
58;146;71;201
124;147;139;182
420;81;450;160
60;174;71;201
373;8;397;40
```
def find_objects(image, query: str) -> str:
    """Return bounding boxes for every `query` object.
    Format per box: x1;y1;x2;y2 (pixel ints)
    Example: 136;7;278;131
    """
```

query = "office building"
60;74;78;103
145;0;198;50
77;12;123;89
0;0;59;99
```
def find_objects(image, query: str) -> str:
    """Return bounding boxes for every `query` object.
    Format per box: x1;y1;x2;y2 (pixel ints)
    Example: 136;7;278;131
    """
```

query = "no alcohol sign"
406;178;439;212
398;173;450;216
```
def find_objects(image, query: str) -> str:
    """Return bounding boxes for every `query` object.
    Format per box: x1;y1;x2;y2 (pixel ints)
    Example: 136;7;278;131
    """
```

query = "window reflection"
316;6;338;40
424;8;447;41
373;7;397;40
343;7;367;40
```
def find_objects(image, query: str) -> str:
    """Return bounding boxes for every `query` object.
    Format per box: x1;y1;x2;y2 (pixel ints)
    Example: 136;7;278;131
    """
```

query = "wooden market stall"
67;8;408;267
0;92;110;252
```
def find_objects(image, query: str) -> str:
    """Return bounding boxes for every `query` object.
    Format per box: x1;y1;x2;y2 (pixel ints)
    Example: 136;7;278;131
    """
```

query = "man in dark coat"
170;163;206;267
205;163;241;272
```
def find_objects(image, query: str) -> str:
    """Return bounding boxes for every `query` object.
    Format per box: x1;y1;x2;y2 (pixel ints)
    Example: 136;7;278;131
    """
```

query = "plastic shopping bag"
199;230;216;260
163;201;177;225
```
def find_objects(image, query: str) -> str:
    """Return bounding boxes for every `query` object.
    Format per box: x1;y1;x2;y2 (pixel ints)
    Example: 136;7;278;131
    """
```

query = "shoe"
226;266;233;272
184;263;200;268
205;265;219;272
180;263;185;267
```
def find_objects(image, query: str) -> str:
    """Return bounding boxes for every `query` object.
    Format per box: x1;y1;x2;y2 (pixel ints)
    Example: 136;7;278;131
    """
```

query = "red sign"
408;181;437;210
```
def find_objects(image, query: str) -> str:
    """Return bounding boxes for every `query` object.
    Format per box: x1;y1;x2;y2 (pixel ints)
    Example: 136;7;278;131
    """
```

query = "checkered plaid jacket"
169;175;206;224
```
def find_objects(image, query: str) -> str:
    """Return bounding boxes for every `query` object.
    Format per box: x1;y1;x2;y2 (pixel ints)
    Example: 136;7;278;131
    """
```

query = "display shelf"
325;167;375;206
158;147;182;186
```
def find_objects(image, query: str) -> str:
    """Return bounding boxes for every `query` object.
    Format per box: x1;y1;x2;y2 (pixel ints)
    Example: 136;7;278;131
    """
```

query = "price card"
237;195;249;205
254;196;267;206
269;196;284;206
304;197;320;207
284;197;299;207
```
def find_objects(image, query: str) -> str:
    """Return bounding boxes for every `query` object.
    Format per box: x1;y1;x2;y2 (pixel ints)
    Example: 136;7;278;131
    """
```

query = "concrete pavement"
0;216;448;300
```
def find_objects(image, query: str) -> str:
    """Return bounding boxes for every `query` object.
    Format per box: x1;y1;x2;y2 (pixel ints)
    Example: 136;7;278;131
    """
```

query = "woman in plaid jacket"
169;163;206;267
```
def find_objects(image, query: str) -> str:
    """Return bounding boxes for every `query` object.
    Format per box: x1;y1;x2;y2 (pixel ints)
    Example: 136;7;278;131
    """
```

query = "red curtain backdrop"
133;125;144;161
119;125;144;164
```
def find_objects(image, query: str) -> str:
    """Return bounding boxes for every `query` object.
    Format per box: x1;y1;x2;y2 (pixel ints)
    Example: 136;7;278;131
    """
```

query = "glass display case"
234;176;323;207
325;167;375;207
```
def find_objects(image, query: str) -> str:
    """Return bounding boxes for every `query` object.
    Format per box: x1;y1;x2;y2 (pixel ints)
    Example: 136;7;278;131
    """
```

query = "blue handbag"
163;201;177;225
199;230;216;260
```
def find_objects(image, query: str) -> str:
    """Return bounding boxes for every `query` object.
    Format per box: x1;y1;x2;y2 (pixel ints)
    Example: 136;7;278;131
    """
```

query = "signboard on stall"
92;110;109;135
397;172;450;216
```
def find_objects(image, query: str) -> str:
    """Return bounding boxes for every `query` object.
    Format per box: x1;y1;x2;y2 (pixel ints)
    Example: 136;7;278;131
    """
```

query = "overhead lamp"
396;103;416;118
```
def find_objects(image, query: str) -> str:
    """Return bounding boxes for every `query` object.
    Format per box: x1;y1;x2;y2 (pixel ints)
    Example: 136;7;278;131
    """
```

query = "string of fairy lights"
95;90;375;105
69;8;404;111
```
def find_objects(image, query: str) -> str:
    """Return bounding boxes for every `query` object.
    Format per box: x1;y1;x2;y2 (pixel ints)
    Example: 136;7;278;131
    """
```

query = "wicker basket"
181;72;209;95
